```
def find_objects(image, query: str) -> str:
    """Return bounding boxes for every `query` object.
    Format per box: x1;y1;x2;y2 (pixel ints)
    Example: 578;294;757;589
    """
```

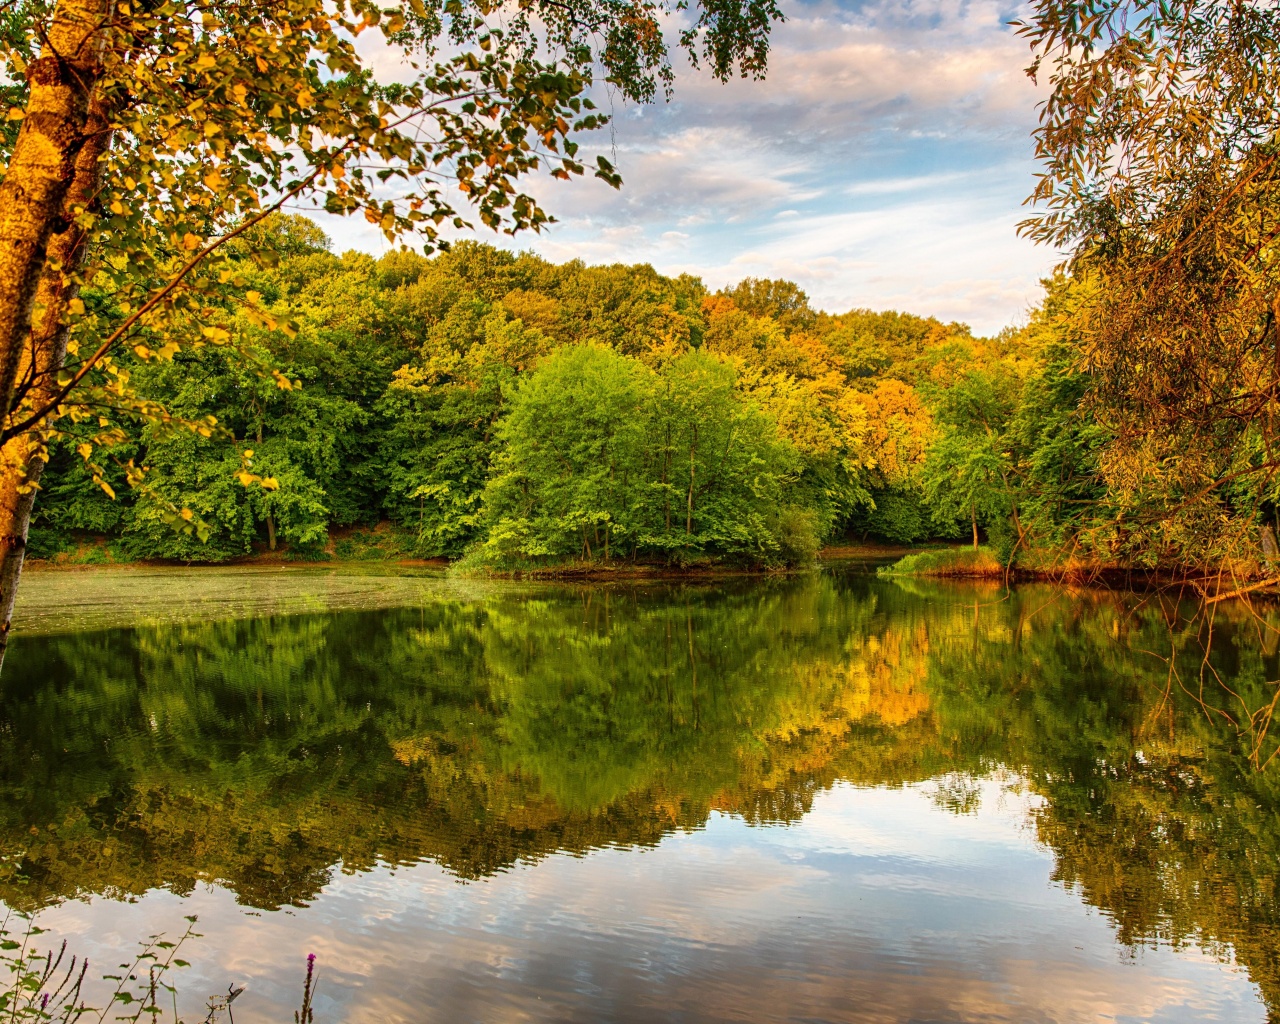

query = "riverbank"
449;542;923;580
879;544;1277;600
25;524;443;571
24;528;918;578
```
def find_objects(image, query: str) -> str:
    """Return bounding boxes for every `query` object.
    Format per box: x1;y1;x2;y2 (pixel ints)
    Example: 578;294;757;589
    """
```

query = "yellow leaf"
183;233;202;250
133;344;152;359
67;298;85;316
6;108;24;121
243;449;254;459
261;476;280;491
77;443;93;460
110;200;124;215
202;326;230;343
97;479;116;500
235;471;256;487
180;508;194;521
246;290;261;305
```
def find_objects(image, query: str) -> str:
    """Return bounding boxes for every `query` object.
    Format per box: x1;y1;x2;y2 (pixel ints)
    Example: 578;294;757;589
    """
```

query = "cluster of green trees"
31;217;1280;574
4;574;1278;1012
29;216;992;568
11;0;1280;582
35;209;1226;573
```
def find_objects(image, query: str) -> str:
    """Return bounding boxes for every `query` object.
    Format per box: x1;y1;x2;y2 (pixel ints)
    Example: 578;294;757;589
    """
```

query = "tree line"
26;216;966;567
31;212;1280;577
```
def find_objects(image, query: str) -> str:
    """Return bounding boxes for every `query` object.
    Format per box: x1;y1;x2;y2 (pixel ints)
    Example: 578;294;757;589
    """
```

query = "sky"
322;0;1061;336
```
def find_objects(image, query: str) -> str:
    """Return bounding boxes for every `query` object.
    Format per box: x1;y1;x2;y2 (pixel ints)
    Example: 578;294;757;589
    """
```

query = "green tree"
919;366;1021;553
481;344;653;562
648;349;797;560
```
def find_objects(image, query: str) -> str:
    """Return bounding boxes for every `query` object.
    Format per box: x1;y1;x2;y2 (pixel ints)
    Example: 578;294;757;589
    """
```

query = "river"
1;563;1276;1022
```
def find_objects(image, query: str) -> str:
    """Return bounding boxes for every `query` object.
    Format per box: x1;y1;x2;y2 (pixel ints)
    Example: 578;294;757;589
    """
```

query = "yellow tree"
1017;0;1280;567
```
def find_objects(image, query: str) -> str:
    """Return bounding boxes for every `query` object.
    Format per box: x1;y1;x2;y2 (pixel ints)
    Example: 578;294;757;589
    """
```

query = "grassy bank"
26;529;919;578
26;523;443;570
878;546;1006;578
875;545;1280;599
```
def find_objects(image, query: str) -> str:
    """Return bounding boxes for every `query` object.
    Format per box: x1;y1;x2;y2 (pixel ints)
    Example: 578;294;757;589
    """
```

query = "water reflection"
2;571;1278;1021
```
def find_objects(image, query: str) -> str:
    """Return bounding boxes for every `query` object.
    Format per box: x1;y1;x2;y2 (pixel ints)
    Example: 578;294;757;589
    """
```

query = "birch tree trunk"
0;0;112;423
0;77;115;662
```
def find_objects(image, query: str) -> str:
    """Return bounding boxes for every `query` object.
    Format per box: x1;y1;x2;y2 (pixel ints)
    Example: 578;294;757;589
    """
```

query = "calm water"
3;564;1279;1023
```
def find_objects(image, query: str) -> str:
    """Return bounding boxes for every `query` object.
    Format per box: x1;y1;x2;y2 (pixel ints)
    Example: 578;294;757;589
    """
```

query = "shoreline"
879;546;1277;599
22;542;918;579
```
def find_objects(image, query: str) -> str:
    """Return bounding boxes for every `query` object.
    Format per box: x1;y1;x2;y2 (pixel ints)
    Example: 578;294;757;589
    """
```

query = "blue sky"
328;0;1059;335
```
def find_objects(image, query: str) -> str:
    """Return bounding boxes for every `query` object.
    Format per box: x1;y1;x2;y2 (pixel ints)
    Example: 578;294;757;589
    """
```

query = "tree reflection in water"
1;572;1277;1013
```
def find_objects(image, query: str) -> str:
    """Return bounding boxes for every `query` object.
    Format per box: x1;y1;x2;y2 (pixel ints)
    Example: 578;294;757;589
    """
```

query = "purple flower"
307;954;316;965
40;993;49;1011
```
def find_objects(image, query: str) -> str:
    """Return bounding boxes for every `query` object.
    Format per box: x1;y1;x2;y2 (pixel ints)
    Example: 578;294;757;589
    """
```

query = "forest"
18;215;1139;574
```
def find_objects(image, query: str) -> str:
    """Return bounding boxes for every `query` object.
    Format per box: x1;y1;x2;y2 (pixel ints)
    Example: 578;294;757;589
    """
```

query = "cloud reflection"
32;782;1264;1024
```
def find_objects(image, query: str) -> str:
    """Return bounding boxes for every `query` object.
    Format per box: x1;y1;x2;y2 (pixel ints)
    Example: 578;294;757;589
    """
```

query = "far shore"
21;540;922;578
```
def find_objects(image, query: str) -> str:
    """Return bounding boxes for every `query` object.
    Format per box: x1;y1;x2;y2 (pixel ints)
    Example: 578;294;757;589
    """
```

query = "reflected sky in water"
2;567;1275;1022
36;781;1261;1023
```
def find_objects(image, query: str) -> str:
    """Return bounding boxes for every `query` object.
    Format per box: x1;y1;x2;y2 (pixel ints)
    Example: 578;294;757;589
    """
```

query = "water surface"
3;566;1277;1022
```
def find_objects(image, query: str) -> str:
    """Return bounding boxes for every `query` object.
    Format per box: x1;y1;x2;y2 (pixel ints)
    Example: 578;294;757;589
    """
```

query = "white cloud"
311;0;1061;333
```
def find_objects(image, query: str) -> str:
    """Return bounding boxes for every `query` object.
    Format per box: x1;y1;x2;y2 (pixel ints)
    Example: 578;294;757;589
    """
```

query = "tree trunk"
663;422;671;533
0;0;112;425
267;514;277;552
1262;523;1279;573
0;76;115;665
971;503;978;551
686;444;695;535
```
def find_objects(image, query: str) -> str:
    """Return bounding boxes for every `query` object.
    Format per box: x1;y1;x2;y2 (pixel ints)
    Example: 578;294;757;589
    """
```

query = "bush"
878;546;1003;577
772;506;821;566
987;517;1019;567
